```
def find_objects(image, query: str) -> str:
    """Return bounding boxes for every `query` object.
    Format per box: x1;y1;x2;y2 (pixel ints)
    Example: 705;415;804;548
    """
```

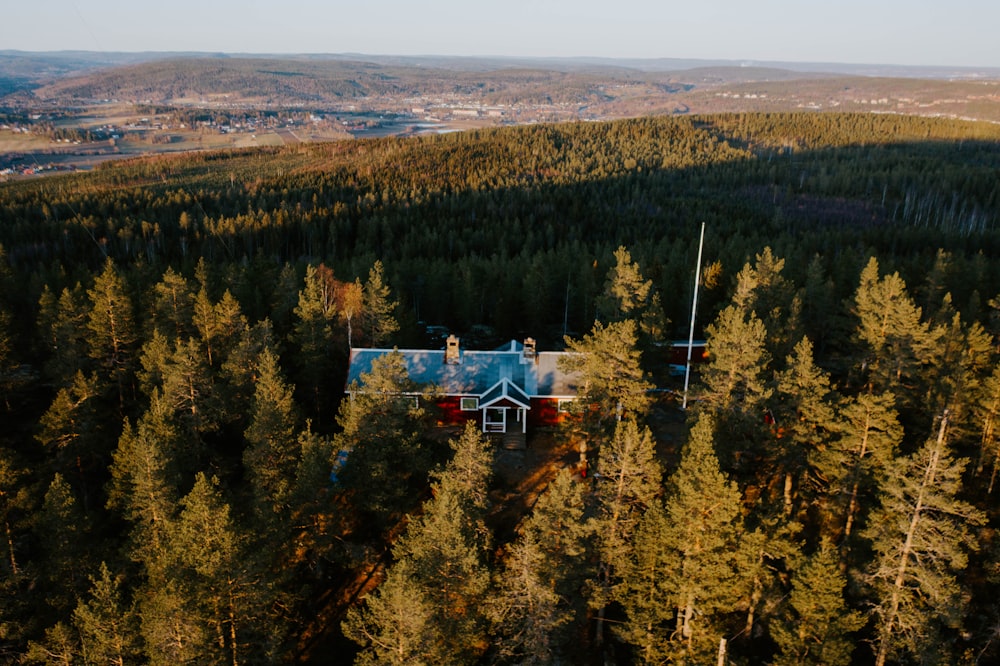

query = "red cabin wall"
434;396;572;428
529;398;566;427
434;396;479;427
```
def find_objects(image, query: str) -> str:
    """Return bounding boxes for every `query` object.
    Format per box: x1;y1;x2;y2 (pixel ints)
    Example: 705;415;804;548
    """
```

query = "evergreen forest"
2;112;1000;664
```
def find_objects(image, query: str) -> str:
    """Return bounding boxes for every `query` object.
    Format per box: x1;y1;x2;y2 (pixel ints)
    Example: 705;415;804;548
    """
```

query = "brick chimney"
522;337;536;363
445;335;461;364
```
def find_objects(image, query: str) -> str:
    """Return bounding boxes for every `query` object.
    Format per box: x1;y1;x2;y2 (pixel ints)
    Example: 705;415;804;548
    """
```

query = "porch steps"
494;432;527;450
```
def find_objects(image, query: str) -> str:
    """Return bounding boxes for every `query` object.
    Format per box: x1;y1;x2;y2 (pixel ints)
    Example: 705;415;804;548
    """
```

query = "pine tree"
0;447;30;579
561;319;651;437
193;288;246;368
342;560;439;666
22;622;78;665
347;423;493;664
613;501;676;664
291;264;337;417
362;260;399;347
390;423;493;663
86;258;137;407
598;246;652;322
334;351;432;526
701;303;772;419
160;337;219;436
106;397;180;575
492;468;595;661
167;473;268;666
137;580;208;666
35;474;92;618
852;256;935;400
288;427;335;557
37;283;89;387
591;420;662;646
921;305;994;436
770;540;865;666
71;562;142;666
657;413;746;661
773;337;839;515
489;531;569;665
729;246;800;365
243;347;300;518
814;390;902;540
0;294;12;411
865;413;985;666
974;365;1000;492
35;372;99;462
151;266;195;339
219;318;277;405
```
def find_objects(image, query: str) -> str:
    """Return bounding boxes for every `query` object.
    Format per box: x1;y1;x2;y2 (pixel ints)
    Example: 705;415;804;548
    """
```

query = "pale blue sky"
3;0;998;68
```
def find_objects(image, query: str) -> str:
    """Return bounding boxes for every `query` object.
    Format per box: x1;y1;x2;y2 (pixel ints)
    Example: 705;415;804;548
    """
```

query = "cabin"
346;336;581;445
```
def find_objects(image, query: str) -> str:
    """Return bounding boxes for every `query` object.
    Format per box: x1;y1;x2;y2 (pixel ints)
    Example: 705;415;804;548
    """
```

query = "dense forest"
2;112;1000;664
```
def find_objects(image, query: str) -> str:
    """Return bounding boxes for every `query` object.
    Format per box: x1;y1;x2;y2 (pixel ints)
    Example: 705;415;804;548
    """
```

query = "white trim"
460;396;479;411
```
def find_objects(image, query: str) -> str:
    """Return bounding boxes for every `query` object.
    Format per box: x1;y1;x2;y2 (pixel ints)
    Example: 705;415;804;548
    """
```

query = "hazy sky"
4;0;998;68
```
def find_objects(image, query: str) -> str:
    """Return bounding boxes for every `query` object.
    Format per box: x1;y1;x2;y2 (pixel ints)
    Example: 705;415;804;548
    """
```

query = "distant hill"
2;52;1000;133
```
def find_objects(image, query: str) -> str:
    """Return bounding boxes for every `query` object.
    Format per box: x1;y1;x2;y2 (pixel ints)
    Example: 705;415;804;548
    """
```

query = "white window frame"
460;397;479;411
557;398;576;413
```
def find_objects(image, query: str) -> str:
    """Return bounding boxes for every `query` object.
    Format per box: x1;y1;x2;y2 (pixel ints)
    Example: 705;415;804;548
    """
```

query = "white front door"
484;407;506;432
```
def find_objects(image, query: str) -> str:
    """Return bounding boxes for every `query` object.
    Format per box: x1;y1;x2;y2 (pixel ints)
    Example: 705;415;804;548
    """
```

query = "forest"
2;111;1000;664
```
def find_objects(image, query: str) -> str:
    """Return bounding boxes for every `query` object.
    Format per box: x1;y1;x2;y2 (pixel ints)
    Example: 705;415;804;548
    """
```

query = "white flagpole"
682;222;705;410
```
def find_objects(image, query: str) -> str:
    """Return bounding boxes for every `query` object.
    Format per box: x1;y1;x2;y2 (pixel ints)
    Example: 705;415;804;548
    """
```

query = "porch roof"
479;377;531;409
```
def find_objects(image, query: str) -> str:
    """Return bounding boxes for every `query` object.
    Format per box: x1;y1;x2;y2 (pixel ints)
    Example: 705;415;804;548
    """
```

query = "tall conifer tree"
865;413;985;666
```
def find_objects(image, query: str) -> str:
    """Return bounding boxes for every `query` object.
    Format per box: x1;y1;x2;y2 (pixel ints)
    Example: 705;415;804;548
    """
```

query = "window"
460;397;479;411
558;398;576;413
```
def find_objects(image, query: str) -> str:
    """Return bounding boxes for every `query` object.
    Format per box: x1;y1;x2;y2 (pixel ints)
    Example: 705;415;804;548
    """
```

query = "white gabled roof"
479;377;531;409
